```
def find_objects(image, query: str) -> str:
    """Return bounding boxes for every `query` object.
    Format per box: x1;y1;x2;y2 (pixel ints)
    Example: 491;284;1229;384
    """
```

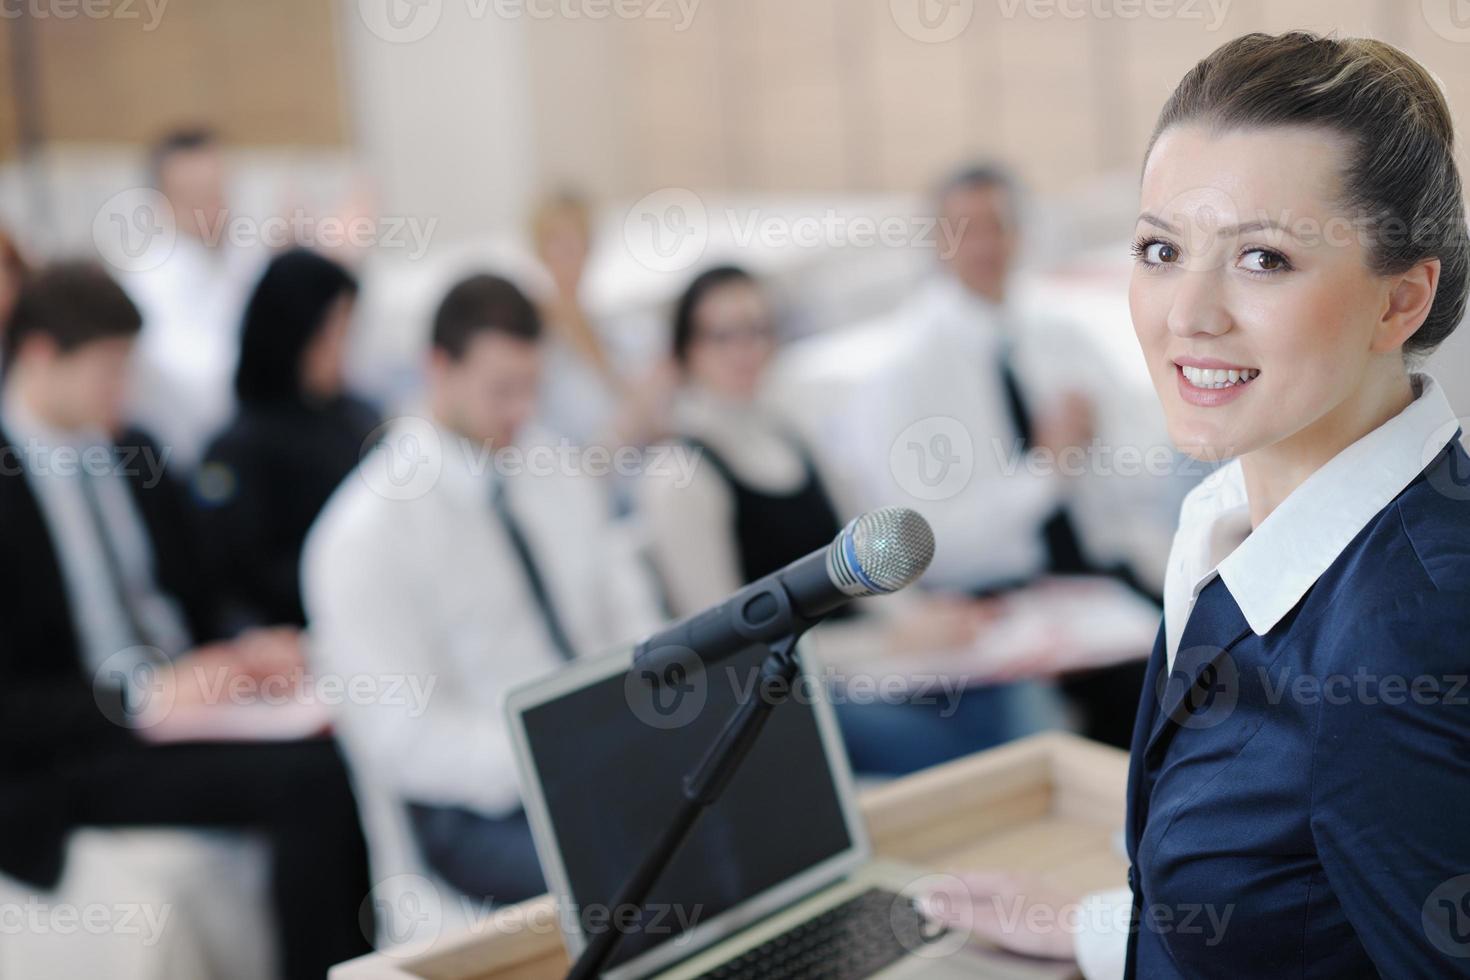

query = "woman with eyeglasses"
640;265;1068;775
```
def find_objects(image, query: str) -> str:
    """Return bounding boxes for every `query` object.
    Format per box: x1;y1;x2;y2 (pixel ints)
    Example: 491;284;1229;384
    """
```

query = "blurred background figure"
122;127;267;469
529;189;674;452
847;163;1098;592
641;264;1066;774
0;262;372;980
194;248;379;633
304;272;662;911
841;163;1155;748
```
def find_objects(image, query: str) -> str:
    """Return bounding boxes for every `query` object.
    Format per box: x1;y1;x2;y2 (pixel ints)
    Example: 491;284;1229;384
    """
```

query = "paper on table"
844;576;1160;693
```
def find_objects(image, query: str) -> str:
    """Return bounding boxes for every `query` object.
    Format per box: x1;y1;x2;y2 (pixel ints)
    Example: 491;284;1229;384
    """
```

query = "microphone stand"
565;633;802;979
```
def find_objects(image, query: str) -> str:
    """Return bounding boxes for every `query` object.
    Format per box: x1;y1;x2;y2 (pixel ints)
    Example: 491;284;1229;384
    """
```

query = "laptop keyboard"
694;886;946;979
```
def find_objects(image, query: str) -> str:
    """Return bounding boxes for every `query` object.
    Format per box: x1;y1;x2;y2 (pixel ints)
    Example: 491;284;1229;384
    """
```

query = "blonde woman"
529;191;673;450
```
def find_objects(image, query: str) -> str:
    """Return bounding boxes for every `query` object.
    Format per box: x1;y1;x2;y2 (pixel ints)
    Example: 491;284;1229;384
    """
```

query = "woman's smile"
1174;355;1261;406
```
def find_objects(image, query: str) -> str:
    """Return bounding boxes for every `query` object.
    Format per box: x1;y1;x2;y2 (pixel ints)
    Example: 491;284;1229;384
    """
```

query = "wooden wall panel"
0;0;345;158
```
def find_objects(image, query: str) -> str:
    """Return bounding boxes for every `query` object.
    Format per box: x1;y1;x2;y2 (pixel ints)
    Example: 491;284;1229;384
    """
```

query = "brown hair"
1146;31;1469;356
4;261;142;367
0;228;26;285
430;272;541;361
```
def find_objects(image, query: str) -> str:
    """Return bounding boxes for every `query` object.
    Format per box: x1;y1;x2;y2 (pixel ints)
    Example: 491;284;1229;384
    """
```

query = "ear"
13;332;60;367
1372;257;1440;353
425;346;451;380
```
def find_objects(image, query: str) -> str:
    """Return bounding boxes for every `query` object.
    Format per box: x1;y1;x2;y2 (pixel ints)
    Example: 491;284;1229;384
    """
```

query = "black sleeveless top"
680;433;854;619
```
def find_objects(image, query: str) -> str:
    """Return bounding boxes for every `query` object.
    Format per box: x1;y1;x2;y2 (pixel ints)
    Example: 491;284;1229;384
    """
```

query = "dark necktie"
996;345;1092;576
998;347;1036;450
491;480;577;663
74;463;155;650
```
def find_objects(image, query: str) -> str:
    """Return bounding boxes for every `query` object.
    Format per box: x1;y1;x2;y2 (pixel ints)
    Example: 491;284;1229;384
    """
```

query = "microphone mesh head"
829;507;935;597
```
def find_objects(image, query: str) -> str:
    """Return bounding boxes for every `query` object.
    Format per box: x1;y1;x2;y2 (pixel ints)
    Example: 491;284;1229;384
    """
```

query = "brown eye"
1142;241;1178;264
1241;248;1288;273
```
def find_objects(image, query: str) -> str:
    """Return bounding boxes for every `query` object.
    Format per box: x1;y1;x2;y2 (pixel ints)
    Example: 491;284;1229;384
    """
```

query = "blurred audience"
303;272;663;904
529;190;674;449
640;265;1064;774
846;162;1148;747
123;126;267;468
194;249;379;632
0;262;372;980
849;163;1095;589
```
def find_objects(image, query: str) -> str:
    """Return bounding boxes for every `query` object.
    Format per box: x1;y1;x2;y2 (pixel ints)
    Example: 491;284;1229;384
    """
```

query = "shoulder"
1312;472;1470;678
113;427;181;490
301;454;414;574
1298;444;1470;673
1388;440;1470;593
637;437;732;519
338;395;383;439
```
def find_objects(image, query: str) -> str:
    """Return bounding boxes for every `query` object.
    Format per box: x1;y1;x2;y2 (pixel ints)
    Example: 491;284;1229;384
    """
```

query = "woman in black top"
195;248;380;630
641;266;1066;774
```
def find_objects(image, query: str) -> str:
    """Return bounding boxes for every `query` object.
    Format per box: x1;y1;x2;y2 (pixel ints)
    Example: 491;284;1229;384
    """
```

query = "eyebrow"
1137;212;1301;240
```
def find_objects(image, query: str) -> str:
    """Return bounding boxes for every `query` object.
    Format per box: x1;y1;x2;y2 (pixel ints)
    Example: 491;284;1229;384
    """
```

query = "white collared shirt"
301;414;664;817
842;276;1064;589
2;386;193;670
1075;372;1462;979
1162;372;1460;670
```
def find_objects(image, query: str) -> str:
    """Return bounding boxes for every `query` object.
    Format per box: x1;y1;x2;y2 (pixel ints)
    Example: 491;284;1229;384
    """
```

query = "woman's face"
300;294;354;399
685;280;776;401
1129;123;1396;461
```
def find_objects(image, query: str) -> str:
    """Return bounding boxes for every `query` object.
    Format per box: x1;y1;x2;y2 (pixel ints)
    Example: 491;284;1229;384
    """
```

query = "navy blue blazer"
1123;438;1470;977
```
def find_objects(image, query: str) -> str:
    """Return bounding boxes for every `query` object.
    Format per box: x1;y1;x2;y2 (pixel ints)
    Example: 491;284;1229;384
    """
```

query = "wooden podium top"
333;732;1129;980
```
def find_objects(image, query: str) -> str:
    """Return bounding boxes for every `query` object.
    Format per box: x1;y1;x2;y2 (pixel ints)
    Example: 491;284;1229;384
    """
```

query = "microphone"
632;507;935;682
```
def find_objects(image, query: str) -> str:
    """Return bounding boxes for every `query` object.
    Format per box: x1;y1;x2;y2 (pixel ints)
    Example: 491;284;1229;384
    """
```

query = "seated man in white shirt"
302;272;663;906
847;163;1148;748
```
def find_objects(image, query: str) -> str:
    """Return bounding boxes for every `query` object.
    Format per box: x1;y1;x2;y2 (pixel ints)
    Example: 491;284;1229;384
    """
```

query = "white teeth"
1180;365;1259;389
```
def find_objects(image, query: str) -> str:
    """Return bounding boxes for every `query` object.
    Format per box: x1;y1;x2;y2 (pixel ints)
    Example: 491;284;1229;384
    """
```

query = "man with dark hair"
122;124;264;468
0;262;373;980
304;272;662;909
431;271;542;354
3;260;141;377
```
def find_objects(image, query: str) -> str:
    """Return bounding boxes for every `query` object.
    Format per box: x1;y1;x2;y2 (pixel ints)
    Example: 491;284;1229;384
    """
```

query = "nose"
1165;268;1232;338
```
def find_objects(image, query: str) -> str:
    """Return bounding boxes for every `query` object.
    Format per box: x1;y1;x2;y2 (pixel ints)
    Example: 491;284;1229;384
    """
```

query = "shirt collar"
390;413;565;508
1;384;111;455
1188;372;1459;638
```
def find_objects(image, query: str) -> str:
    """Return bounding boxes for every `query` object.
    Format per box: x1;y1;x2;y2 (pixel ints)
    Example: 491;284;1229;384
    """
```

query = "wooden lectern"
332;732;1128;980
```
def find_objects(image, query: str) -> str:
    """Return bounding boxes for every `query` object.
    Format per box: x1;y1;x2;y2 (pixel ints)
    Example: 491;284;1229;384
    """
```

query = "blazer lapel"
1145;576;1252;758
1125;622;1164;850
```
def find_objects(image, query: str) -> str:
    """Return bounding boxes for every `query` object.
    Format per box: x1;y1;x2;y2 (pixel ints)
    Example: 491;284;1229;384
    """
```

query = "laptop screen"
516;642;859;974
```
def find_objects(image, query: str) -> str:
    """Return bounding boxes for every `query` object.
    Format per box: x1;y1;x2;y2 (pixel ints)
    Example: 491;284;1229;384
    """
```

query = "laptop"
504;640;1075;979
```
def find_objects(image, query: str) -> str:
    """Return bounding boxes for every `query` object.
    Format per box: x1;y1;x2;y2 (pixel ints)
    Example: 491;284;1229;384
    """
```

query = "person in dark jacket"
0;261;373;980
195;248;380;630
